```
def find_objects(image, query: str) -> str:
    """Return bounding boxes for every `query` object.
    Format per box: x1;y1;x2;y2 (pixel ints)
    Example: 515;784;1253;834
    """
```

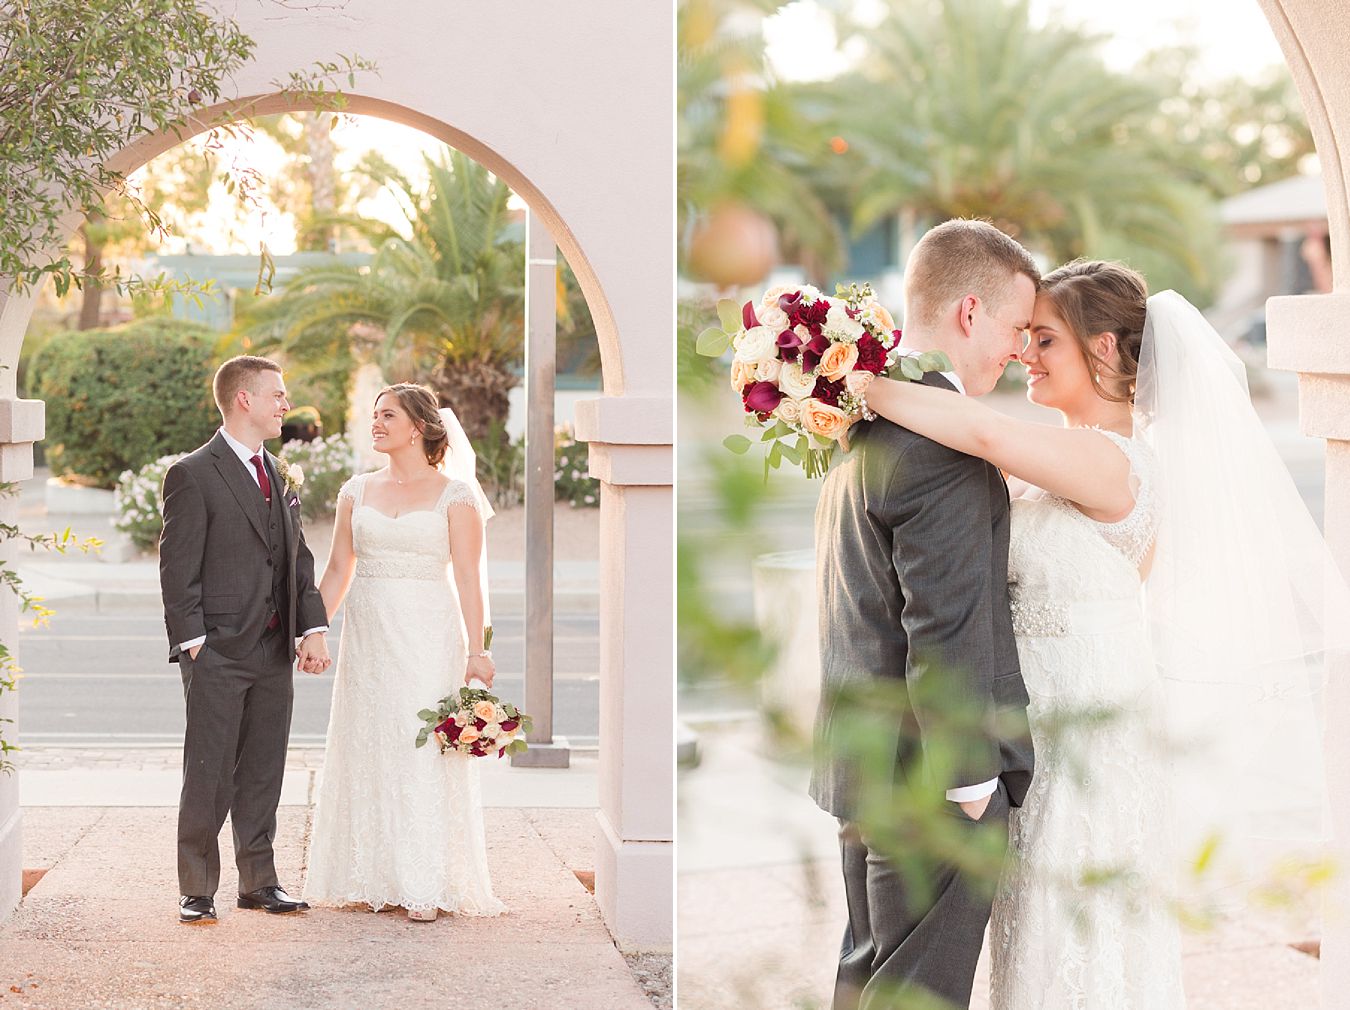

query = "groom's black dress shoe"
179;895;217;924
237;885;309;913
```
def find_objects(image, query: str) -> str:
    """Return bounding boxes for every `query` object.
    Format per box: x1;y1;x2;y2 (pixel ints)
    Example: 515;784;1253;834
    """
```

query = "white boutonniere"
276;457;305;497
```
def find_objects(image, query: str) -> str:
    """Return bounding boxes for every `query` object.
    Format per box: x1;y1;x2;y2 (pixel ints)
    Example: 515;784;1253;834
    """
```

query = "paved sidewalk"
3;805;654;1010
678;721;1325;1010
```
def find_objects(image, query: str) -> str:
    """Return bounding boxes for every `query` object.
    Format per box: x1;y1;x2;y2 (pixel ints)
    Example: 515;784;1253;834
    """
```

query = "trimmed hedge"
31;319;221;489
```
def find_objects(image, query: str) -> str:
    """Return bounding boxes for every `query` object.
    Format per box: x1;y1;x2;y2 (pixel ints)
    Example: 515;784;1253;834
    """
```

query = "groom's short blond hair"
904;220;1040;328
214;355;282;415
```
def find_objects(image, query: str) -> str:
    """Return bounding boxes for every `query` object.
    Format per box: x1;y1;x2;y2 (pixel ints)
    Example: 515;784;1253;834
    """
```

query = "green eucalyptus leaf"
900;357;924;381
696;326;731;357
717;298;742;333
723;434;752;455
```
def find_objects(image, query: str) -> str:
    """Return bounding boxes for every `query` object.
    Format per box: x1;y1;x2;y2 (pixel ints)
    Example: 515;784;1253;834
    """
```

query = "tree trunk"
431;358;520;445
303;114;336;252
77;215;105;330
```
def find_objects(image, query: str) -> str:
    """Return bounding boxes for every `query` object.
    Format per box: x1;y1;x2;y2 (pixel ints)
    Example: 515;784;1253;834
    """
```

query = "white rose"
778;361;818;400
754;357;782;383
453;712;469;728
733;326;777;364
758;304;789;333
290;466;305;487
482;723;501;740
774;398;805;425
823;303;865;343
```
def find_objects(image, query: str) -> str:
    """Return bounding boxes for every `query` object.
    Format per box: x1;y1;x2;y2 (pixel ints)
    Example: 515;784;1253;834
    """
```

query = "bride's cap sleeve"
438;478;485;517
337;473;364;506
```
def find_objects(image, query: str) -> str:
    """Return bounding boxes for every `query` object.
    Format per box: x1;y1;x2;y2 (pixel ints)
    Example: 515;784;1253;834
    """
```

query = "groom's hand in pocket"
958;795;992;822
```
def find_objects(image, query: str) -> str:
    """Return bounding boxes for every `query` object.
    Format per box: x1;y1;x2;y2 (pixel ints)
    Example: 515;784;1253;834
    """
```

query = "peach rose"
845;370;875;397
460;727;481;744
819;341;860;381
800;398;854;441
473;700;497;722
861;301;896;334
730;359;756;393
754;357;782;383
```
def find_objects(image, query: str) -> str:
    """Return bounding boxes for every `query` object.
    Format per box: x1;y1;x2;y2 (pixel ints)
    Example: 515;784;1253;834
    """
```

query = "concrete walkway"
3;804;652;1010
679;721;1324;1010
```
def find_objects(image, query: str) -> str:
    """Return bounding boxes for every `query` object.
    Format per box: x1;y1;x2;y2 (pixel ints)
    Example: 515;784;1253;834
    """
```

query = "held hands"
465;653;495;689
296;632;332;676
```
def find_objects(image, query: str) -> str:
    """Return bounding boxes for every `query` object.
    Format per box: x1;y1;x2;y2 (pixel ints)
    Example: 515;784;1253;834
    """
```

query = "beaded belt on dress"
1009;595;1143;638
355;557;447;581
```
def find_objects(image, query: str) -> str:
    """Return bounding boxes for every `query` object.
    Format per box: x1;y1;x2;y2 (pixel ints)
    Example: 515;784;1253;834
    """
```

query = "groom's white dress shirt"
894;353;999;805
178;427;328;653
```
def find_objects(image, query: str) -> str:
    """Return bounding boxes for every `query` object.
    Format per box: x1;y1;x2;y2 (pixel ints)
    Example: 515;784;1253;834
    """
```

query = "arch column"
574;395;672;950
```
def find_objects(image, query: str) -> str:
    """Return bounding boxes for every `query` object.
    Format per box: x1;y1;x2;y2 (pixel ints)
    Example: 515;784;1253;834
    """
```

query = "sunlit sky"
764;0;1288;82
130;115;506;258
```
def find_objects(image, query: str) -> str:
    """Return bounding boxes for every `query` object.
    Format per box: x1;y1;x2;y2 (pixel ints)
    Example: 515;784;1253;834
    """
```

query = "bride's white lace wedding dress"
990;428;1184;1009
303;472;505;916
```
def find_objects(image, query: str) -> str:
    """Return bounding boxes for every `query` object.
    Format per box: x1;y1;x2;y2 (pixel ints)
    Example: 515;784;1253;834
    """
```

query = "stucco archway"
1259;0;1350;999
0;0;672;951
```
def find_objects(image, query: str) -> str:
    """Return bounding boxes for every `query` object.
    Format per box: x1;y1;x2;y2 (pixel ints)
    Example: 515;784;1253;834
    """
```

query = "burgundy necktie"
249;454;272;503
249;454;281;631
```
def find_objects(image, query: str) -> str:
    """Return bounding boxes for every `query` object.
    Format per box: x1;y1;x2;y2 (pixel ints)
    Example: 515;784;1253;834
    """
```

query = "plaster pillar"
1268;297;1350;1000
0;384;45;928
575;395;672;950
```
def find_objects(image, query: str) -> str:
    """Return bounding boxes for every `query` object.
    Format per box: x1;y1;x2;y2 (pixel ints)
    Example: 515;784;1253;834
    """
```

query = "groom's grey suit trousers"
809;373;1035;1009
159;431;327;897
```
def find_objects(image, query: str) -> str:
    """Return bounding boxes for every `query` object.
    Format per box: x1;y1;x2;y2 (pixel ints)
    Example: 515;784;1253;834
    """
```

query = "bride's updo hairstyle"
377;382;449;467
1039;260;1148;404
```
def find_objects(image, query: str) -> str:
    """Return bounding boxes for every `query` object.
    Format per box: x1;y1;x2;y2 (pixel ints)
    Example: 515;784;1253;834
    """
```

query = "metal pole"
512;208;568;767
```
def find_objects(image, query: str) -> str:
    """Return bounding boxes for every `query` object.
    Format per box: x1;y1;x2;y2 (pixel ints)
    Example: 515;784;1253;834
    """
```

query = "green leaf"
416;709;437;721
918;350;953;372
723;434;752;455
900;357;924;381
768;442;783;468
717;298;742;333
696;326;730;357
779;442;801;465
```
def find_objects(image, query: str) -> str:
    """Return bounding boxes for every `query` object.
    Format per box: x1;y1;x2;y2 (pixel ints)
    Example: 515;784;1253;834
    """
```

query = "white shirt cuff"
946;778;999;803
179;636;206;652
299;626;328;638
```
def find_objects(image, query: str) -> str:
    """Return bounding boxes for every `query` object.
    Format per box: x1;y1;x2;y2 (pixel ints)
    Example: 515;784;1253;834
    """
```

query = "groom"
159;355;331;924
810;220;1039;1009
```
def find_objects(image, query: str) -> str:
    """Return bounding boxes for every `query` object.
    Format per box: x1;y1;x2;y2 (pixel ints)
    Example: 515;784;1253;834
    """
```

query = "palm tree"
239;149;524;441
825;0;1222;302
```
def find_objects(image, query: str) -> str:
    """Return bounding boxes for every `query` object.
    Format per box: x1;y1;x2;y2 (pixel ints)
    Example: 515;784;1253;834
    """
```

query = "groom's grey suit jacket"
809;373;1034;821
159;431;328;662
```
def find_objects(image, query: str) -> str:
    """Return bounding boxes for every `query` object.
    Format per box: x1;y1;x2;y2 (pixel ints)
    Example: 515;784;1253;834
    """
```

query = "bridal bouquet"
695;282;951;477
415;687;533;758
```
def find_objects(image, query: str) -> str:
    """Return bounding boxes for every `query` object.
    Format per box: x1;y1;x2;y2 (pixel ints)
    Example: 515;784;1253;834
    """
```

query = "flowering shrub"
276;432;354;521
114;453;185;551
555;424;598;508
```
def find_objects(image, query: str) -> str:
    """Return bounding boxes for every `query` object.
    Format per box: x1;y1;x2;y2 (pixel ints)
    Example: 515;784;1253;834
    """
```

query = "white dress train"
990;429;1184;1009
303;472;505;916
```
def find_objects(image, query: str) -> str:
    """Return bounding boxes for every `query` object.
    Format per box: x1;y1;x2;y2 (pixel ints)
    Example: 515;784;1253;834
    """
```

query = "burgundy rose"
436;718;455;736
855;333;887;374
475;717;487;730
776;328;803;362
743;381;785;419
800;331;831;373
812;375;845;407
501;719;520;732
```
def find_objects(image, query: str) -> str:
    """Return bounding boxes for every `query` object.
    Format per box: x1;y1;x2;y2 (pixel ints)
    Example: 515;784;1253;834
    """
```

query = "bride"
858;260;1347;1007
303;382;505;921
